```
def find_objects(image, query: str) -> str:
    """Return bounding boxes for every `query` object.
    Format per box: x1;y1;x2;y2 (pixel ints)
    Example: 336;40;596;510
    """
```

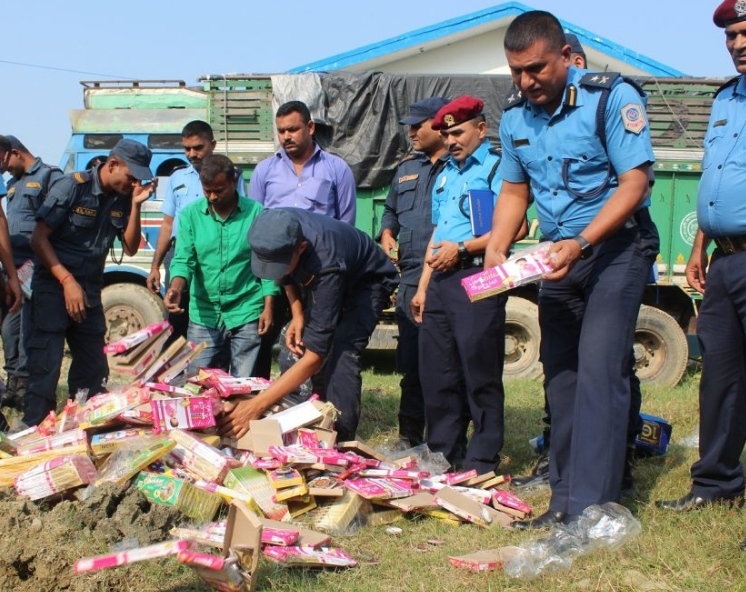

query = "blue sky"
0;0;733;165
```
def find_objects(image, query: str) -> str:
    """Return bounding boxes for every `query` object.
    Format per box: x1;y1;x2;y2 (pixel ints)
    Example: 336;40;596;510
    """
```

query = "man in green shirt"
164;154;277;376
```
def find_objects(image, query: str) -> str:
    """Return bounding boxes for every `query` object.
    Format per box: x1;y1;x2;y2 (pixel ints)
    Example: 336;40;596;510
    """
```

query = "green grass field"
241;354;746;592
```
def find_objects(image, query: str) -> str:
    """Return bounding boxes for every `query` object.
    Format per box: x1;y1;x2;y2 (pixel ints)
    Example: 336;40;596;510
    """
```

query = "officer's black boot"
621;444;636;498
14;377;28;412
511;428;550;489
0;376;17;409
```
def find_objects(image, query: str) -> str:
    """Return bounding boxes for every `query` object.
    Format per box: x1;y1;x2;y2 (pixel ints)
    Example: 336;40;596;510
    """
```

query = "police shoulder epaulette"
72;171;91;184
488;146;502;157
579;72;621;89
398;152;418;165
714;75;740;98
502;88;526;110
169;163;189;174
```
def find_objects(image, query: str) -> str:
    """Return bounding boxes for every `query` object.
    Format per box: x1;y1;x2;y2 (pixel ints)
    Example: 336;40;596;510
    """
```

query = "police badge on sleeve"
621;103;647;134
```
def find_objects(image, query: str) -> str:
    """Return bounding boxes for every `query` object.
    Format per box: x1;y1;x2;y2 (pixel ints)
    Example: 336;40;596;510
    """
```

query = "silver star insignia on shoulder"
508;95;515;103
600;76;609;84
590;75;599;82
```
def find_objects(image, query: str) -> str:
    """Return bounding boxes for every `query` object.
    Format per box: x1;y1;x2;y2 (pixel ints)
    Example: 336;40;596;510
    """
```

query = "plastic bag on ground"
503;502;641;579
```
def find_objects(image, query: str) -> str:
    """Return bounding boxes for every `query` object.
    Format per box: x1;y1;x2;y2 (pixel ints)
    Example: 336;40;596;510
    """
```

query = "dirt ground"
0;352;208;592
0;481;188;591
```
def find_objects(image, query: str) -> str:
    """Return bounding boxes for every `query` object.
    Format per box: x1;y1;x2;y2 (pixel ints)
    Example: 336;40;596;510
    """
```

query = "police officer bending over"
218;208;398;442
23;139;155;426
486;10;659;529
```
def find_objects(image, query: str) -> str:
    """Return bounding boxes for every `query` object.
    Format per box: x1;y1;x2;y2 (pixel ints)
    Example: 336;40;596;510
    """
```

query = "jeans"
187;321;261;377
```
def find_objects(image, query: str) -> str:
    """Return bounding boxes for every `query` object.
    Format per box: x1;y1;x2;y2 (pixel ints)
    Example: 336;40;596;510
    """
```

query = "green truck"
59;73;723;387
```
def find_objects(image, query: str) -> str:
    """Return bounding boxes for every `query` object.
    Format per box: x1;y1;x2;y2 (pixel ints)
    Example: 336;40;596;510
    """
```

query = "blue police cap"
248;209;304;280
3;135;24;151
565;33;586;57
109;139;153;180
400;97;450;125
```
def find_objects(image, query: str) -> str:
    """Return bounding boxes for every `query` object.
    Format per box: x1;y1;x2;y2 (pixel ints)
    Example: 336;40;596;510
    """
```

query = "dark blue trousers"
23;283;109;426
322;283;392;442
420;267;507;474
691;250;746;499
395;283;426;445
540;226;651;515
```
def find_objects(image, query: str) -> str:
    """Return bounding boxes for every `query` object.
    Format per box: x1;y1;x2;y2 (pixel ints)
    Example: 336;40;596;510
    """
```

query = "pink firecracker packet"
492;489;532;515
74;539;193;573
461;242;554;302
261;527;300;547
103;320;171;354
263;546;357;568
151;397;217;434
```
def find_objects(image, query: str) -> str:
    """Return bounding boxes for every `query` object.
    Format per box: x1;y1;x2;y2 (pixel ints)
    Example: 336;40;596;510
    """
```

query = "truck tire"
102;283;167;344
633;305;688;388
504;297;543;380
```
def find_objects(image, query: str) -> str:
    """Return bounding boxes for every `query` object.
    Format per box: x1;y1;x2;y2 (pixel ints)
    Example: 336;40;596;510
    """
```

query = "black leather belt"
456;256;484;270
714;235;746;255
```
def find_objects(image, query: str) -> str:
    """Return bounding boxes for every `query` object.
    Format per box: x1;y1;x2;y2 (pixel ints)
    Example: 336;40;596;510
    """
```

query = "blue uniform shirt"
161;164;245;238
6;158;64;266
34;166;131;301
431;140;502;245
0;176;6;197
380;152;448;285
697;75;746;238
278;208;398;358
499;68;654;240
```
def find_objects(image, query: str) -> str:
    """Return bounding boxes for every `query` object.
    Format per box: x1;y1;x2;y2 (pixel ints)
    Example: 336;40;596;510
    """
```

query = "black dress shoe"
655;492;743;512
512;509;566;530
510;472;549;490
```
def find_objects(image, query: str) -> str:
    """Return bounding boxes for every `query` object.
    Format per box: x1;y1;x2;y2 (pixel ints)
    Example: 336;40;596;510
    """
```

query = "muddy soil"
0;482;205;591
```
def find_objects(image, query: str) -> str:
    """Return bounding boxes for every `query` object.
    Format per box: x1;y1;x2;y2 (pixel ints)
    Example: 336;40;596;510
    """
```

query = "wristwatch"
572;235;593;260
457;241;470;261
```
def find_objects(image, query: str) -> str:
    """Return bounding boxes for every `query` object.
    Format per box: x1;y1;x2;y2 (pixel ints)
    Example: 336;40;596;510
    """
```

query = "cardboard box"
433;486;513;529
222;501;263;592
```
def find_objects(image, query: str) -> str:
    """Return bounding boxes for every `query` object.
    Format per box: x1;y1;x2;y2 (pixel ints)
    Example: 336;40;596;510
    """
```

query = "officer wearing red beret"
410;95;524;474
657;0;746;550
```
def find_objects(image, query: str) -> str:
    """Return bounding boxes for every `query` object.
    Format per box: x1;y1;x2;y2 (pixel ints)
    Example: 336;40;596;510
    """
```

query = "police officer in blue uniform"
411;96;513;475
657;2;746;542
0;135;63;410
218;207;399;442
379;97;449;448
23;139;155;426
486;11;658;528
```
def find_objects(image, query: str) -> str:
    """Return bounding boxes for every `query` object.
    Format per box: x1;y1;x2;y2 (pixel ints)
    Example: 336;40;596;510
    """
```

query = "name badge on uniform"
398;174;419;184
72;206;97;217
620;103;647;134
512;138;530;147
110;210;124;218
713;119;728;127
25;182;42;189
